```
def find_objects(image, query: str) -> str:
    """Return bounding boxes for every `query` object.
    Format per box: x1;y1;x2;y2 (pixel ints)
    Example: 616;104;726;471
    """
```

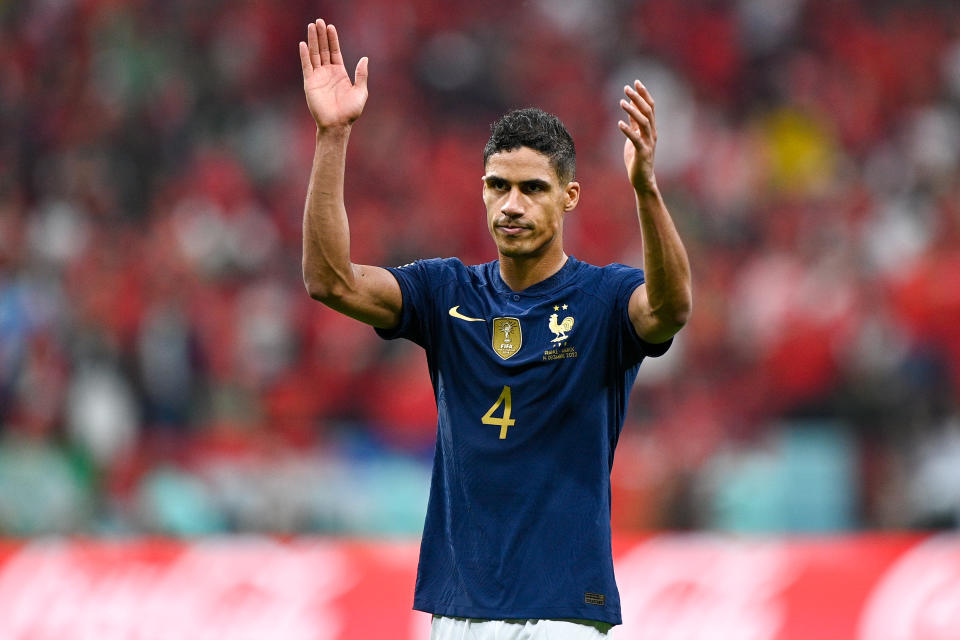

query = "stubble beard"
494;230;557;260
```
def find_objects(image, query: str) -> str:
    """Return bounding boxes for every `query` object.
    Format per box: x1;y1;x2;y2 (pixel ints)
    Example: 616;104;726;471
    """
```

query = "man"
299;18;691;639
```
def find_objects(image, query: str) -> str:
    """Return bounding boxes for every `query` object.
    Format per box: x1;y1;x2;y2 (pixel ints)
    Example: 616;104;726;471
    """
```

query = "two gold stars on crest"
553;304;569;311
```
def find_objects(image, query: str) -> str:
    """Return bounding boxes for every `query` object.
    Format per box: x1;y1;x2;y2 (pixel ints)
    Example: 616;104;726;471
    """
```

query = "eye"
522;182;545;194
487;178;508;191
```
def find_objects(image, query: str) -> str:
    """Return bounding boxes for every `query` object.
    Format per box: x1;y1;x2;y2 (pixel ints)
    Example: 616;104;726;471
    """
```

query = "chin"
496;242;543;259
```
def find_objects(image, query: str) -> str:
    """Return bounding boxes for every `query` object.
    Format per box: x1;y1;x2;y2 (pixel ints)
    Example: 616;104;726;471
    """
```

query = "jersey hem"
414;602;622;626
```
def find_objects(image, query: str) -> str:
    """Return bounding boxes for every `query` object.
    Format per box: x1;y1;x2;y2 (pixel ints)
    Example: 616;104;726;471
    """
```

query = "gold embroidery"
492;317;522;360
548;312;575;343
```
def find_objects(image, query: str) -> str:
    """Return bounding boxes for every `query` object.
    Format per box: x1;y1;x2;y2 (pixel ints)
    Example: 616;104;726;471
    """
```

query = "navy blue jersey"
375;256;670;625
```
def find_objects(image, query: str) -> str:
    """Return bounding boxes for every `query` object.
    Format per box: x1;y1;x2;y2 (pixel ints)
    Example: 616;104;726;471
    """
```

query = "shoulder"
556;260;646;322
571;259;645;295
390;256;466;282
598;261;645;281
387;257;496;292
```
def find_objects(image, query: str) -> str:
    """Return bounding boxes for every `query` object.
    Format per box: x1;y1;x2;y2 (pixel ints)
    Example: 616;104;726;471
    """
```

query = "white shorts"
430;616;614;640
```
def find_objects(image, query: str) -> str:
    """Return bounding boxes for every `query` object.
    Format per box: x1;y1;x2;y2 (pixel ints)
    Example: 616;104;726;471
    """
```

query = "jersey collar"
490;255;581;297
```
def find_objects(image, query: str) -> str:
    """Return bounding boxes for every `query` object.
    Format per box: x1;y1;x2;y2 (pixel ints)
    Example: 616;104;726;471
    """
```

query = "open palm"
299;19;369;130
619;80;658;191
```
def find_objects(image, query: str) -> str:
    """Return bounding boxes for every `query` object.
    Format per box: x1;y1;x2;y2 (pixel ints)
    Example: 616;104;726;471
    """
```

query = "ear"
563;181;581;212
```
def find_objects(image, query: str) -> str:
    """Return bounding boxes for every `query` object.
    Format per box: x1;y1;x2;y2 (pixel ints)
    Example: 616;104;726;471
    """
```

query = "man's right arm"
299;19;402;329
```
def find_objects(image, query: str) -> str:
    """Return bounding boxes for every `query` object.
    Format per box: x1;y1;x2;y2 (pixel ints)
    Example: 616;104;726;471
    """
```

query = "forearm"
635;183;692;328
302;126;356;300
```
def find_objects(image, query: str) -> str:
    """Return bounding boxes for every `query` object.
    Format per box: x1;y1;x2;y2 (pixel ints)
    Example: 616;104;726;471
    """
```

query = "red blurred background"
2;0;960;540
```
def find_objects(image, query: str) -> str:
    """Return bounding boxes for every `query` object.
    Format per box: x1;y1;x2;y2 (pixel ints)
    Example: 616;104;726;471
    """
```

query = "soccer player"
299;19;691;639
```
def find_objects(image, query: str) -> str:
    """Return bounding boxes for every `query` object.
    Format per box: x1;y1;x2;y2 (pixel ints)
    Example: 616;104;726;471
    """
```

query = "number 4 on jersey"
482;385;515;439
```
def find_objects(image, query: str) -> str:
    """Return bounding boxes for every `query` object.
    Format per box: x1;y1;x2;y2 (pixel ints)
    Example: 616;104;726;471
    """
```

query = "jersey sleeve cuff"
638;335;673;358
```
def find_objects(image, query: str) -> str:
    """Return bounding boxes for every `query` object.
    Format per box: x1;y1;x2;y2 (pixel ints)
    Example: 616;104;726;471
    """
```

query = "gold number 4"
481;385;515;439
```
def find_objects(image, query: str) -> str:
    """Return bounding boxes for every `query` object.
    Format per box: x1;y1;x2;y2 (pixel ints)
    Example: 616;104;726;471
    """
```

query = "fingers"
619;80;657;147
620;97;652;147
306;19;347;68
306;22;321;69
624;82;654;128
618;119;643;147
630;80;656;127
298;41;312;77
355;56;369;91
316;19;331;65
328;24;344;65
620;97;650;133
302;19;360;89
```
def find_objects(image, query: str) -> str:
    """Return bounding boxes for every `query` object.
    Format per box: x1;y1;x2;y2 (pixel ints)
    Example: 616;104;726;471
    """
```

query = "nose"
501;187;524;217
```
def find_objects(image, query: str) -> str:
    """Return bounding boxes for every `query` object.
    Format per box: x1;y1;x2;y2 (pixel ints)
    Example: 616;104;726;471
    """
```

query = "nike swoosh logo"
448;306;484;322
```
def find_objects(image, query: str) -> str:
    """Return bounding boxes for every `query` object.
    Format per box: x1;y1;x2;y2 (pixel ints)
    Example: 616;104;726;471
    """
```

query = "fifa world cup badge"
492;317;522;360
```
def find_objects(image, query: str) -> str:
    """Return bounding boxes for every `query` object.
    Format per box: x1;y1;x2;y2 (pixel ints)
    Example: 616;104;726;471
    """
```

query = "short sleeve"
374;259;445;347
608;263;673;366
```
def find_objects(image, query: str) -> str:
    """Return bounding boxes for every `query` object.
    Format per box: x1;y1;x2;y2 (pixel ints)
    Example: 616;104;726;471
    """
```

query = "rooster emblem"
548;312;575;343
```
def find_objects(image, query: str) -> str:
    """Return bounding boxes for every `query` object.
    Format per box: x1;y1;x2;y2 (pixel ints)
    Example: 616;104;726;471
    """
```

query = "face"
482;147;580;260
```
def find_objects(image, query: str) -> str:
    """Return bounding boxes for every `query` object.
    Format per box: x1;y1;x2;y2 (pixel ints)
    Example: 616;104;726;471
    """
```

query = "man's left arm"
618;80;692;345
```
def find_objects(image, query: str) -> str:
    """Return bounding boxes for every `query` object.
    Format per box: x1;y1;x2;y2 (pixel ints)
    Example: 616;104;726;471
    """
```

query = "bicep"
319;264;404;329
627;283;678;346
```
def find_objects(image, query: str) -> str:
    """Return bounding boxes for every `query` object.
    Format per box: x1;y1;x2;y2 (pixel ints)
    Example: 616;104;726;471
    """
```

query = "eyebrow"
483;175;553;190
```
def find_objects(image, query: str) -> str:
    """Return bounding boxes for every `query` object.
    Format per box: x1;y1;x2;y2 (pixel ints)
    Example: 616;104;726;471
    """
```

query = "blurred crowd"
1;0;959;536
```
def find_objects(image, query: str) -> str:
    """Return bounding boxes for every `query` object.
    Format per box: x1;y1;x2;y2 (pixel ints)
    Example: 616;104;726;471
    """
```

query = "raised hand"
299;19;369;130
618;80;657;193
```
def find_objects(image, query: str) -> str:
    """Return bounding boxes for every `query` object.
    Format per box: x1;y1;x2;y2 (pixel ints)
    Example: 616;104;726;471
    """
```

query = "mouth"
496;223;531;236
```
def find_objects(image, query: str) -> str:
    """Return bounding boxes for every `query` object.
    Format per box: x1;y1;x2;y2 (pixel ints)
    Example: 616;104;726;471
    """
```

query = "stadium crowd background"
1;0;959;536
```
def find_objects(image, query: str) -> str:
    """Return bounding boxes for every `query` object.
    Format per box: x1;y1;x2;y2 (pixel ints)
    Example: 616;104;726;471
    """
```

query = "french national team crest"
548;304;575;343
492;317;522;360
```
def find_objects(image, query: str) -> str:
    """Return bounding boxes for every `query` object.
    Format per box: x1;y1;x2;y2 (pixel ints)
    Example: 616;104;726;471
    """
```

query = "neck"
498;250;568;292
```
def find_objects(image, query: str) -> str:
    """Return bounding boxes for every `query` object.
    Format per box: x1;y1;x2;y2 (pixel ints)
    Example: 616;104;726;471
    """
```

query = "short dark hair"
483;108;576;184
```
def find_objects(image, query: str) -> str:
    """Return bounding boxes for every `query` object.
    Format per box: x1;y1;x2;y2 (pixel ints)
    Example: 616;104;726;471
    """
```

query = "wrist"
633;175;659;199
315;124;353;142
